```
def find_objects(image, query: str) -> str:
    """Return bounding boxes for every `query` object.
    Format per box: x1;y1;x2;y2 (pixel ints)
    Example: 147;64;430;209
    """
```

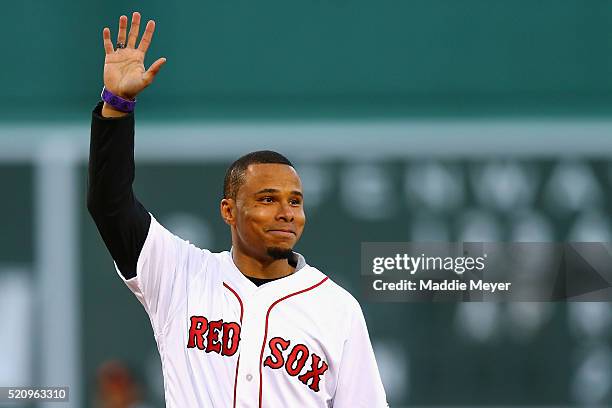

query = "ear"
220;198;236;226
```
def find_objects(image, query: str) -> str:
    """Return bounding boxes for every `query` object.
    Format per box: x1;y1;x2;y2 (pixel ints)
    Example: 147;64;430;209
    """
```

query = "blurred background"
2;0;612;407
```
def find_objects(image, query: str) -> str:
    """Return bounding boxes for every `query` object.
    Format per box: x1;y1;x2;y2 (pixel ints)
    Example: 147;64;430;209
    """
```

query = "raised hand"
102;12;166;101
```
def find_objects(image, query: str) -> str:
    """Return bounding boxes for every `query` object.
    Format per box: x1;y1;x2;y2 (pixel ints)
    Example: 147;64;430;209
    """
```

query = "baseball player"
88;12;388;408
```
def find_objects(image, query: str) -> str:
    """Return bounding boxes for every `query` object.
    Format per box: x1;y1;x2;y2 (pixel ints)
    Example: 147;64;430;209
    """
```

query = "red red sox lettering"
263;336;329;392
186;316;241;356
186;317;328;392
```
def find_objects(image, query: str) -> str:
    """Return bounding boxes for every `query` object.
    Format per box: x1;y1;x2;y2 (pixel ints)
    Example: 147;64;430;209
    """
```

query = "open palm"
102;12;166;100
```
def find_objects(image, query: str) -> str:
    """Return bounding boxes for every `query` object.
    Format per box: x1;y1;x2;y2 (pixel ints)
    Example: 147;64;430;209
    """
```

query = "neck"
232;247;296;280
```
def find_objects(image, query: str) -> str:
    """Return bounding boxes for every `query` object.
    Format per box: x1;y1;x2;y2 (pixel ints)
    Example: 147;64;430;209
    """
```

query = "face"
221;163;306;262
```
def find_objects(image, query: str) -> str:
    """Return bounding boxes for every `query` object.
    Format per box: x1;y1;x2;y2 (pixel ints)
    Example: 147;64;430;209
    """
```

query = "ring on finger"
115;42;126;50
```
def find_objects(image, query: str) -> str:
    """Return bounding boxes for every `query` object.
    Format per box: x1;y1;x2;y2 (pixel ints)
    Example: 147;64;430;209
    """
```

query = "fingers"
137;20;156;53
127;11;141;48
117;15;128;46
102;27;113;55
143;57;167;84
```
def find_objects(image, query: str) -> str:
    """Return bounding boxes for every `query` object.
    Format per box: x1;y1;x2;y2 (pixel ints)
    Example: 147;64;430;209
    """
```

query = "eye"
259;196;274;203
290;198;302;206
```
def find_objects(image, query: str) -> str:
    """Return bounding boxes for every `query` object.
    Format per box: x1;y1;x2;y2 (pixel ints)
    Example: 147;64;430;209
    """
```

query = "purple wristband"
101;87;136;113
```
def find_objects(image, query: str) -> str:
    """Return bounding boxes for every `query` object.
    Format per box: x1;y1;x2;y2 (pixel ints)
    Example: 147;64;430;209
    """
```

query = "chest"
166;279;344;404
183;282;343;361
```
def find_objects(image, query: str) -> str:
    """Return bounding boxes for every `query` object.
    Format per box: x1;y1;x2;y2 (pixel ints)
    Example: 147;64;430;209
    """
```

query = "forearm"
87;101;151;279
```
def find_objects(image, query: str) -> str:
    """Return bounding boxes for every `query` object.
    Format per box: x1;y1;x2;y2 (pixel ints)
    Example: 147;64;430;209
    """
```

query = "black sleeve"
87;101;151;280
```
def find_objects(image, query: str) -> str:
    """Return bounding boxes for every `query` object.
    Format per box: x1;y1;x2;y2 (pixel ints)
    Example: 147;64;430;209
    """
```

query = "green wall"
5;1;612;120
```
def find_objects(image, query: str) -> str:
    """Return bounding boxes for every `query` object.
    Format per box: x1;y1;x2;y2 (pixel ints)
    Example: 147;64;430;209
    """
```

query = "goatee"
267;247;293;260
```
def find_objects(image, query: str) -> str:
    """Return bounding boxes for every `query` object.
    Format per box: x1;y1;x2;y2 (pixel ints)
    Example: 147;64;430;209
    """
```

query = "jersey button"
246;374;253;381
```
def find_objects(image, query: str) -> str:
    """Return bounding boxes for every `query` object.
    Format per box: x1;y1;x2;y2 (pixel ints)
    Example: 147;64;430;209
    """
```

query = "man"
88;11;388;408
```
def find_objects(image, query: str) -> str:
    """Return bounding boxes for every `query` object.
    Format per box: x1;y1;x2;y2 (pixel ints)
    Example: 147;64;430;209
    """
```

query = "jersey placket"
234;291;268;408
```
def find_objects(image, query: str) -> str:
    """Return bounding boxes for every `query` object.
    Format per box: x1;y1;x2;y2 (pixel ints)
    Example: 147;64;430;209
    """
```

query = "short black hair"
223;150;294;200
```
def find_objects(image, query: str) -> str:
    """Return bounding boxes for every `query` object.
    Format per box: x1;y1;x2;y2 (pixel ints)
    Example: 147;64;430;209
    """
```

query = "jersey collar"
222;249;326;298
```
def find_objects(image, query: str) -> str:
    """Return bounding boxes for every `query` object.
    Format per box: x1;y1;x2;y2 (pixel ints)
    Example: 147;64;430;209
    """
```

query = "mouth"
266;229;296;237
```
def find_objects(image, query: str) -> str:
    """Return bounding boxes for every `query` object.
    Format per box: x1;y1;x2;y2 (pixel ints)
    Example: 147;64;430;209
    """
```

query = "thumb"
143;57;167;85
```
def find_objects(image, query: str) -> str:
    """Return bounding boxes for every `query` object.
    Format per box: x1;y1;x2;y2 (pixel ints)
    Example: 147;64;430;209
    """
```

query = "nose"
276;201;295;222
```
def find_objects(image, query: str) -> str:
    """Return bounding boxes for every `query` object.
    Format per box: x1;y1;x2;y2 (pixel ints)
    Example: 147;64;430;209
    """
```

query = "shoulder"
305;265;363;316
148;214;217;256
144;214;228;277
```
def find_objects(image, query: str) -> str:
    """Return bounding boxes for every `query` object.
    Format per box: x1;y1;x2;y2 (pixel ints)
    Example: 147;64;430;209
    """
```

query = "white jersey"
116;214;388;407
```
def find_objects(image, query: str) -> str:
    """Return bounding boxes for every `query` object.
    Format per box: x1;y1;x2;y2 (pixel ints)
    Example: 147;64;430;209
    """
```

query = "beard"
266;247;293;260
